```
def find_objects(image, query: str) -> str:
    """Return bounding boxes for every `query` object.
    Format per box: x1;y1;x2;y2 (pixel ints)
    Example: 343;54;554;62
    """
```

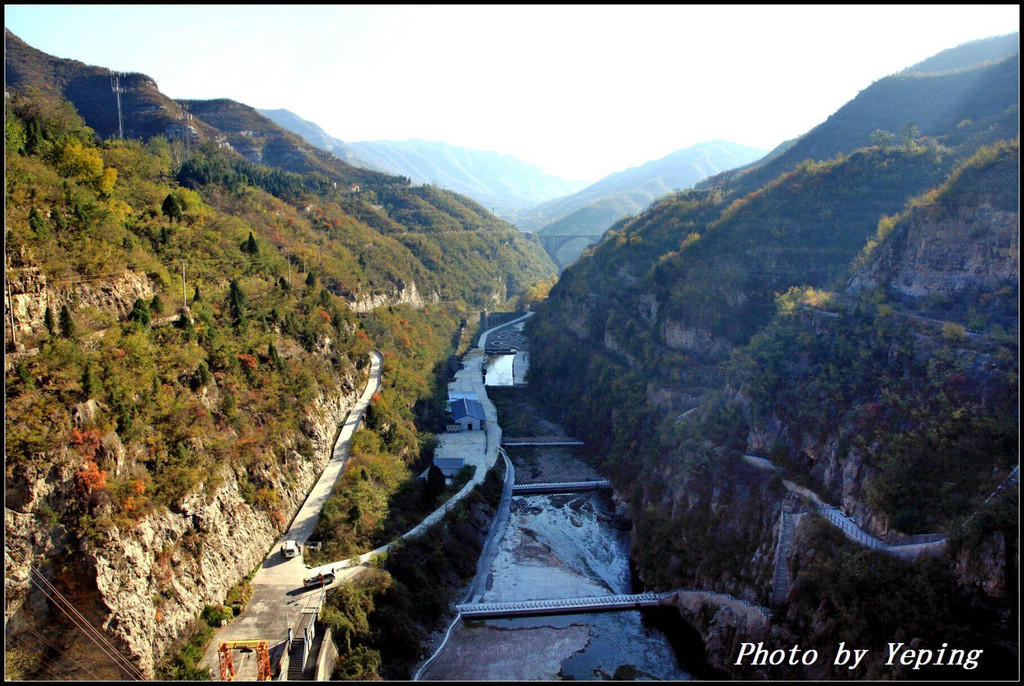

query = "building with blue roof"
450;397;487;431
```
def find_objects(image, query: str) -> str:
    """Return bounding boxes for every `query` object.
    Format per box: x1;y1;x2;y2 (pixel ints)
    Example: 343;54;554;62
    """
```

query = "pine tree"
243;231;259;255
81;361;100;399
25;117;44;155
150;294;164;315
229;279;247;331
28;207;49;239
305;271;316;289
58;305;75;339
162;193;183;222
43;305;55;336
128;298;151;327
427;463;447;502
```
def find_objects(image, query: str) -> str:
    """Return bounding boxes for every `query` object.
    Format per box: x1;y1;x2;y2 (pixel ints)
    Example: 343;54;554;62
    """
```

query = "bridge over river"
456;592;666;619
511;479;612;495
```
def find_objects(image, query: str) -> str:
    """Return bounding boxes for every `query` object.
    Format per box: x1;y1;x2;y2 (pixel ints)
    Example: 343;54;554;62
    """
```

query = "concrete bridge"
456;592;665;618
512;479;612;495
539;233;599;256
502;439;585;447
537;233;600;269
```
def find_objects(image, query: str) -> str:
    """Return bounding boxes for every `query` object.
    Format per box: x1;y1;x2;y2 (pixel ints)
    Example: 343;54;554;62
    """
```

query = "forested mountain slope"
4;34;554;680
526;35;1018;679
703;33;1018;198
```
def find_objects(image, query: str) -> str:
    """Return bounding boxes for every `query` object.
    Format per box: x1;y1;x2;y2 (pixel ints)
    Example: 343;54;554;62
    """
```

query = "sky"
4;5;1019;183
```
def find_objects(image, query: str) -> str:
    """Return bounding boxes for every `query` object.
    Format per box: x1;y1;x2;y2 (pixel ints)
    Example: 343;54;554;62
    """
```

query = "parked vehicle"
281;540;300;558
303;569;336;587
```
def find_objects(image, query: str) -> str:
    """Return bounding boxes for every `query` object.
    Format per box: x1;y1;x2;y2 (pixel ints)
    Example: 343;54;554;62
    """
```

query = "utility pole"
110;71;125;140
181;260;187;310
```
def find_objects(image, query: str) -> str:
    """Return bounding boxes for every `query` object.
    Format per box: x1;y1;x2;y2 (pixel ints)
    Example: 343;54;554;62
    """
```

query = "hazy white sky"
5;5;1019;182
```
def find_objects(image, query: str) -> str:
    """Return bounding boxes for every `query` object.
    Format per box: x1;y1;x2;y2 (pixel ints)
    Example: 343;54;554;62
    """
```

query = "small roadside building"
450;397;486;432
433;456;466;478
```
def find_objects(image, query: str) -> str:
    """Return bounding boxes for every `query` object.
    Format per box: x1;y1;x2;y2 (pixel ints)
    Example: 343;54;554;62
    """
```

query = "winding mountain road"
197;351;382;677
197;313;537;678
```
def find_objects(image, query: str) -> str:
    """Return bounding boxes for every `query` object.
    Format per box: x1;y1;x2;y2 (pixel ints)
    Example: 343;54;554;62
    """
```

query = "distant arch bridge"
536;234;600;268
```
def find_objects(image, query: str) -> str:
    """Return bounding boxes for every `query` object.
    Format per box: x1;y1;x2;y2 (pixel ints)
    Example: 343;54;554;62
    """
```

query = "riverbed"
419;445;692;681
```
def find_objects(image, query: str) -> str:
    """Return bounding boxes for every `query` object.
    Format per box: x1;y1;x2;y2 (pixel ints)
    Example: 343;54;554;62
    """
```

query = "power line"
25;568;145;680
26;625;105;679
4;545;148;682
13;627;106;681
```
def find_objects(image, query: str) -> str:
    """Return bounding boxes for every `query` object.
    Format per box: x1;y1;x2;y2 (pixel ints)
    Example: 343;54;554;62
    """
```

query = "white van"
281;540;300;559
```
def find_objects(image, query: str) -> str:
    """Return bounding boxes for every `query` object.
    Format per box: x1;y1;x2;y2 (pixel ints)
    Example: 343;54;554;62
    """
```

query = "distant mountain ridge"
523;140;767;267
257;109;588;222
343;138;589;220
256;108;374;168
526;140;768;232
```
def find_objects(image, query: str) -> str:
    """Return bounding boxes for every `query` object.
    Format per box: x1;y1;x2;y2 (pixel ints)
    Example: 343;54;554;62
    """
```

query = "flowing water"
423;324;694;680
420;485;692;681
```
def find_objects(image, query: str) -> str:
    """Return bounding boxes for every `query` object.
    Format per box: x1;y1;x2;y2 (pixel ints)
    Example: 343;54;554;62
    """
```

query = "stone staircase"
770;497;799;605
288;638;308;681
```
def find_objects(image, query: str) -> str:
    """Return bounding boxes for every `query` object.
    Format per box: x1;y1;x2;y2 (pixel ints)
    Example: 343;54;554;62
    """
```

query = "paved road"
463;448;515;603
197;351;382;678
196;313;537;679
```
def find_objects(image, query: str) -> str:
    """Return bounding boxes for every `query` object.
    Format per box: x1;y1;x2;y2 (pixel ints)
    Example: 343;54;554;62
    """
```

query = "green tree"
28;207;49;239
899;122;922;150
81;361;100;399
228;279;247;331
242;231;259;255
268;341;282;369
43;305;55;337
150;294;164;315
128;298;152;327
870;129;897;152
196;361;211;387
162;193;184;222
5;108;26;154
58;304;75;339
72;203;91;231
426;463;446;503
305;272;316;289
25;117;44;156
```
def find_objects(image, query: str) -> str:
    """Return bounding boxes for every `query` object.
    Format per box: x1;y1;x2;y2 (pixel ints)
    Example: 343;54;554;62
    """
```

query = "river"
419;445;693;681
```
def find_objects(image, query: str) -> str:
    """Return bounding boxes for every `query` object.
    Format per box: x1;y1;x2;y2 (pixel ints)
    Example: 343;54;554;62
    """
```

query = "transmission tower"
110;71;125;140
176;102;192;157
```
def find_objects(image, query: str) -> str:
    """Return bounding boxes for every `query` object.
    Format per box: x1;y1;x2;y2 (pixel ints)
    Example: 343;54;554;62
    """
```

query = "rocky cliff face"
5;266;155;351
349;278;436;313
849;202;1019;298
4;382;360;678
